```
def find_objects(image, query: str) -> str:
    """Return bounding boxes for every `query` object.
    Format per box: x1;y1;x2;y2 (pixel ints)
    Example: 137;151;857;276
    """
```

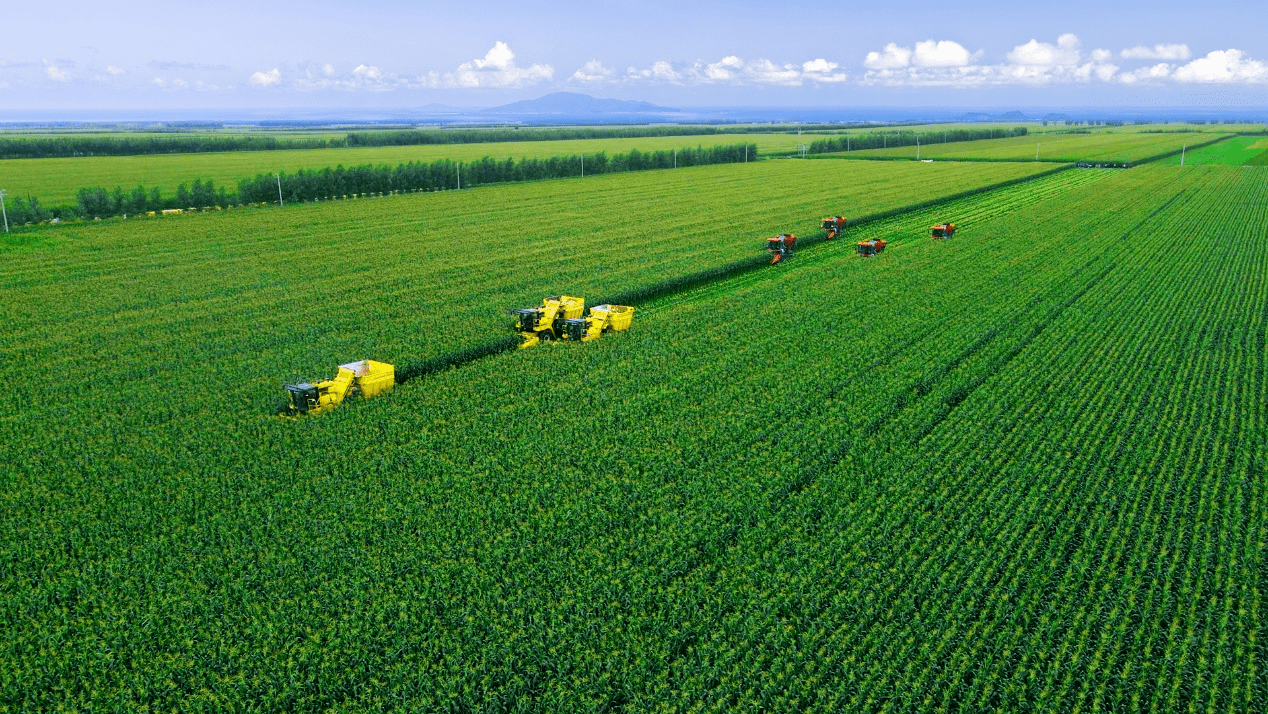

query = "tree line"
3;143;757;224
240;143;756;203
806;126;1028;154
0;134;336;159
0;122;921;159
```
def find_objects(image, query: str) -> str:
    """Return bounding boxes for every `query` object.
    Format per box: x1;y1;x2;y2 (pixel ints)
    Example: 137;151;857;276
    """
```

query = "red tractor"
932;223;956;239
821;216;847;240
767;234;797;264
857;238;887;257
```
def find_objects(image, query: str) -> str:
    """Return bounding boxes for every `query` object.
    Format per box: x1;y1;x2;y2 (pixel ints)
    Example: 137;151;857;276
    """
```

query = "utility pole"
276;174;283;208
1036;143;1040;161
847;135;850;151
674;149;677;168
744;145;748;162
0;190;8;234
580;154;584;178
1181;144;1186;166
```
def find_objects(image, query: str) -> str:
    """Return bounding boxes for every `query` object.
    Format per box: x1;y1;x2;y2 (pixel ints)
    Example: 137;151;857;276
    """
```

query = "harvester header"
932;223;956;239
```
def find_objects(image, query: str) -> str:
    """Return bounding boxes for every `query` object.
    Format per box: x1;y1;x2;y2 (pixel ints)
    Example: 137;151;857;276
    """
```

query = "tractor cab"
285;382;320;414
931;223;956;239
515;308;543;332
561;318;588;341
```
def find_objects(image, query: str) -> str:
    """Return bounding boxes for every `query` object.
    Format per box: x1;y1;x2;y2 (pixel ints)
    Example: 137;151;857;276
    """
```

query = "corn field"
0;159;1264;712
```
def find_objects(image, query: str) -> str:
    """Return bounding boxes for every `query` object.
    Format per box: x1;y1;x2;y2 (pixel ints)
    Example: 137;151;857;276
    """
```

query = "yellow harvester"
560;304;636;342
284;359;395;415
515;295;586;348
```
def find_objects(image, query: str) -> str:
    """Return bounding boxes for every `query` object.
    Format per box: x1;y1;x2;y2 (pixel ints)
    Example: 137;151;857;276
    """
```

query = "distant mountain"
956;110;1030;122
484;92;678;116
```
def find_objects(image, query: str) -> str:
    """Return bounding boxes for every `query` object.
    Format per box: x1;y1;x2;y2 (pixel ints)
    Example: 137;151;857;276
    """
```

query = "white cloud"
106;65;125;75
620;55;844;86
742;58;802;85
625;60;682;83
704;55;744;81
1119;63;1173;84
1173;49;1268;83
862;33;1118;87
352;64;382;80
570;60;614;83
447;41;552;88
249;68;281;86
172;78;188;88
44;61;69;82
323;64;335;77
802;58;847;82
1121;44;1191;60
865;43;912;69
1007;34;1081;66
913;40;972;67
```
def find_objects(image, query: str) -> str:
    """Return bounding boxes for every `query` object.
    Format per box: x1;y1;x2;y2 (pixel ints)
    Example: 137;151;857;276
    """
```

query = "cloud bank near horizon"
4;36;1267;103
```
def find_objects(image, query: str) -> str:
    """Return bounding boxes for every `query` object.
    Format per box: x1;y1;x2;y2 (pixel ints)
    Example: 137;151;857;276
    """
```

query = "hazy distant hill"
956;110;1031;122
484;92;678;116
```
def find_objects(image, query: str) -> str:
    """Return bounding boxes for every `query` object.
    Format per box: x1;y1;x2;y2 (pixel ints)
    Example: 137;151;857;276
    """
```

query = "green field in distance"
0;133;790;204
832;130;1230;163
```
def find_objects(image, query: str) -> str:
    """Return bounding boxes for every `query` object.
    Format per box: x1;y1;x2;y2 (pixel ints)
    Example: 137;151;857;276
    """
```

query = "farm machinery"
821;216;847;240
516;295;634;347
284;359;395;415
857;238;887;257
932;223;956;239
767;234;797;264
515;295;586;348
560;304;636;342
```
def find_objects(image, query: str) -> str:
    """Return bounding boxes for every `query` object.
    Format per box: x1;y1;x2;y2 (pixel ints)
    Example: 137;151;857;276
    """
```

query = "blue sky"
3;0;1266;112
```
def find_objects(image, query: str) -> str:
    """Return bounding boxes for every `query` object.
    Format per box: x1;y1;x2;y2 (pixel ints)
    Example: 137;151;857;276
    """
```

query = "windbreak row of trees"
807;126;1029;154
0;122;929;159
73;179;232;219
0;134;336;159
9;143;756;223
240;143;757;204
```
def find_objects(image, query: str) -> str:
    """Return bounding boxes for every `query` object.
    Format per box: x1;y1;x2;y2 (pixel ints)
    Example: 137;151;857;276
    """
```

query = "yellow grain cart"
560;304;636;342
284;359;395;415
